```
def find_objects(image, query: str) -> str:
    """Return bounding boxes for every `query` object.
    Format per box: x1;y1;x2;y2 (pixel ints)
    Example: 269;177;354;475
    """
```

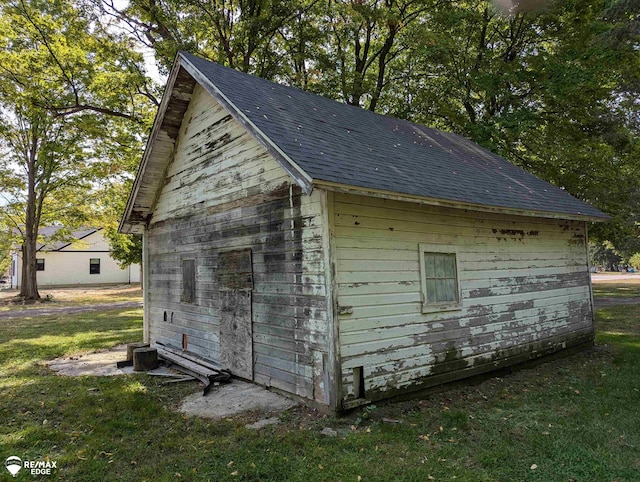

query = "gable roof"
12;226;100;251
41;227;100;251
120;52;608;233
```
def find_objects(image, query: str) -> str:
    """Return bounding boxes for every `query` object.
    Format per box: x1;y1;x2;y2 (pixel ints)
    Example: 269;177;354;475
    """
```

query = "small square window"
36;259;45;271
90;258;100;274
419;245;462;313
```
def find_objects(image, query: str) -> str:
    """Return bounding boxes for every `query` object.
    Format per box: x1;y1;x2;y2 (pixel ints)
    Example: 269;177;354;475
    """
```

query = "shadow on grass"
1;301;639;480
1;310;142;342
0;369;205;480
0;309;142;380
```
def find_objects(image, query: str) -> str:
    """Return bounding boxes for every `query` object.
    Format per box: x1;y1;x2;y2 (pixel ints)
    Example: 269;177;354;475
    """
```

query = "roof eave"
119;53;315;234
119;55;186;235
313;180;610;223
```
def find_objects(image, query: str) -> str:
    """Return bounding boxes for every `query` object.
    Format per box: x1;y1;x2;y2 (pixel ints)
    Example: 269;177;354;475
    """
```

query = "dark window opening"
36;259;45;271
182;259;196;303
353;366;365;399
90;258;100;274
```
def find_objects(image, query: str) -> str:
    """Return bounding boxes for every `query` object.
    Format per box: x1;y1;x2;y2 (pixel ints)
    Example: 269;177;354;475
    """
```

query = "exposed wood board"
142;229;151;343
335;247;584;263
335;236;585;255
179;53;314;195
340;301;589;348
316;181;606;223
320;189;341;409
337;297;590;336
338;272;587;297
120;64;196;233
144;82;330;400
584;222;596;324
333;195;592;230
338;290;589;322
332;192;594;404
219;289;253;379
338;284;589;308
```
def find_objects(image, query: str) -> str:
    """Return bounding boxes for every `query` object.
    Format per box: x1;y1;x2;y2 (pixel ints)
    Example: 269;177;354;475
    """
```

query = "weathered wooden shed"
120;52;608;410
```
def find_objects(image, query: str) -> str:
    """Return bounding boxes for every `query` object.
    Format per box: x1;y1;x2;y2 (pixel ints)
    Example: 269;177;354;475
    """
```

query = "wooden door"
218;249;253;380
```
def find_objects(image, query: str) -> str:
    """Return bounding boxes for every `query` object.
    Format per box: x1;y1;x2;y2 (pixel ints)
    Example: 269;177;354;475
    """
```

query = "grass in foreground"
1;294;639;480
0;285;142;311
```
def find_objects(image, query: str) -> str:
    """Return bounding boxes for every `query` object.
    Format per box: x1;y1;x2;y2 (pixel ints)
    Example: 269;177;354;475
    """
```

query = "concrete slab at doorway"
179;381;298;419
47;344;297;419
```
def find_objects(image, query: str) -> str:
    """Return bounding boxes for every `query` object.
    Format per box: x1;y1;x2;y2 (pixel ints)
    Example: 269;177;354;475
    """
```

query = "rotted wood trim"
179;53;313;196
585;222;596;323
314;180;609;223
142;230;151;343
120;57;193;233
320;189;342;410
349;331;595;407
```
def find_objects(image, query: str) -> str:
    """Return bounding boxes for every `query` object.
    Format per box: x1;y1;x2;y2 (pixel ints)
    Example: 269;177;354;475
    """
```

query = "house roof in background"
120;52;608;232
36;227;99;251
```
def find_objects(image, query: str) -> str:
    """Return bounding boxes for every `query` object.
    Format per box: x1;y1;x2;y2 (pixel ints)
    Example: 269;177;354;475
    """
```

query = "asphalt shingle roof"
181;52;608;220
36;227;98;251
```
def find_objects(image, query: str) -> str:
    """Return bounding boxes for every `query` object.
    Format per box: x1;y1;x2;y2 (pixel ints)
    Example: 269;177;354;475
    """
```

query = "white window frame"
419;244;463;314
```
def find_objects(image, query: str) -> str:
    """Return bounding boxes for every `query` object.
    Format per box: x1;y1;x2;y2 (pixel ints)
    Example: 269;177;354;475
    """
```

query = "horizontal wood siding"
147;84;329;401
333;193;593;403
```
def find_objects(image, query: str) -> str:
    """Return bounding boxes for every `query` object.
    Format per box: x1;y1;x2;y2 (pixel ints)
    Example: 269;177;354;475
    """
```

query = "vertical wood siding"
147;84;329;401
333;193;593;403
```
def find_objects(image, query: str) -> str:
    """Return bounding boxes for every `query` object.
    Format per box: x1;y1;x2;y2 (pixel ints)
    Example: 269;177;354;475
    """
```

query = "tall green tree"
100;0;313;76
100;0;639;250
380;0;640;240
0;0;156;300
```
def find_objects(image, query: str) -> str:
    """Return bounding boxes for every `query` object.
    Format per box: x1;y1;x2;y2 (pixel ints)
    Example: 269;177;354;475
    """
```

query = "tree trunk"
19;140;40;301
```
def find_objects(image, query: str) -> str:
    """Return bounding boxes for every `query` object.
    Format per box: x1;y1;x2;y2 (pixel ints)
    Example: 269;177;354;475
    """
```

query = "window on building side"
90;258;100;274
36;259;45;271
182;259;196;303
419;245;462;313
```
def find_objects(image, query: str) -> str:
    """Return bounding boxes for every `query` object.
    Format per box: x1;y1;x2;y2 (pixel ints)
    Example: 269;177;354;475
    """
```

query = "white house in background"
10;227;140;289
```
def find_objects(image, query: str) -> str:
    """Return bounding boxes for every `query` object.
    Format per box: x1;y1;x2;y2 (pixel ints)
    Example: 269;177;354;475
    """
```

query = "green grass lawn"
592;282;640;298
0;285;142;312
1;294;639;481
